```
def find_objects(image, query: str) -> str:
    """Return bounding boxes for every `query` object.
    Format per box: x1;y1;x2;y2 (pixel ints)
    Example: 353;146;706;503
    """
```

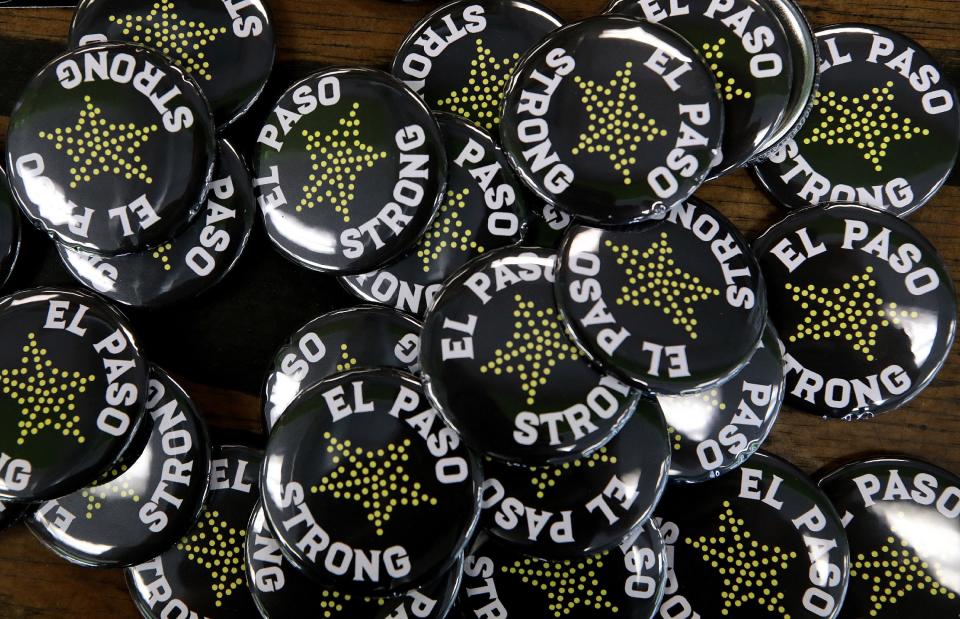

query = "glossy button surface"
525;200;572;249
262;305;422;431
261;369;481;594
556;199;766;394
753;24;960;216
28;366;211;567
818;457;960;618
480;397;670;557
754;203;957;418
0;168;21;290
0;287;148;501
420;246;640;464
246;503;463;619
656;451;850;619
70;0;276;128
126;444;262;618
253;67;446;274
500;16;723;224
5;43;216;254
341;113;528;316
57;139;255;307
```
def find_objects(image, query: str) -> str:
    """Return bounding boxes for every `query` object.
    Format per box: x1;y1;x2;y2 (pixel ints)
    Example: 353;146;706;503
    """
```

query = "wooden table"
0;0;957;616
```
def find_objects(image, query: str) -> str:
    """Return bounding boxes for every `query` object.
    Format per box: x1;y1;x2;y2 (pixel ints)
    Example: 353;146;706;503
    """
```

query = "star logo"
529;447;616;499
177;509;246;607
436;38;520;131
504;552;619;617
416;187;484;273
699;38;752;101
851;534;956;614
81;464;140;519
151;243;173;272
335;343;357;373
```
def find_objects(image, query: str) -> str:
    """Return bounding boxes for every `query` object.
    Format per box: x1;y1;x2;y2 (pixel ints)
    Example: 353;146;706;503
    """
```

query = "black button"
479;397;670;558
459;525;667;618
657;320;784;483
0;287;149;501
656;451;850;619
5;42;217;254
392;0;562;135
753;24;960;217
69;0;276;128
245;502;464;619
261;369;480;594
818;457;960;618
753;203;957;418
555;198;766;394
27;366;211;567
420;246;641;464
341;112;529;316
500;16;723;224
253;67;446;274
0;500;29;532
126;444;262;618
56;139;255;308
262;305;422;431
0;168;21;290
524;200;573;249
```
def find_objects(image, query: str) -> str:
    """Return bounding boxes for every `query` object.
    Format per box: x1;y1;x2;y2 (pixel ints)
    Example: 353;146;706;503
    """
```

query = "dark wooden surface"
0;0;958;616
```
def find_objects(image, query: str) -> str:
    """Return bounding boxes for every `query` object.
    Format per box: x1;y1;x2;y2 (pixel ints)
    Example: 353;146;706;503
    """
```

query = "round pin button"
500;16;723;225
753;203;957;418
262;305;422;431
420;246;641;464
261;369;480;594
27;366;211;567
657;320;785;483
69;0;276;128
391;0;562;134
656;451;850;619
818;457;960;618
246;502;464;619
253;67;446;274
126;444;262;618
479;397;670;558
753;24;960;216
0;168;21;290
524;199;573;249
5;42;216;254
605;0;795;177
0;287;149;502
459;525;667;619
555;198;766;394
341;113;529;316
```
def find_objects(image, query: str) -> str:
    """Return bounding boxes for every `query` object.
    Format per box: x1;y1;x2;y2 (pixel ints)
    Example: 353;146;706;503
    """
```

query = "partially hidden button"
0;168;21;290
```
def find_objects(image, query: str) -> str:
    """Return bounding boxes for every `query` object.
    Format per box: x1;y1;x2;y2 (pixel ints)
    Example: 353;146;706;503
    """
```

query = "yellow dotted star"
701;38;752;101
0;333;96;446
335;343;357;372
177;509;246;608
529;447;616;499
504;552;619;617
667;425;682;451
802;83;929;172
479;295;582;406
571;61;668;185
298;102;387;222
687;501;798;617
108;0;227;81
151;243;173;272
310;433;437;537
416;187;483;273
436;39;520;131
607;233;720;340
80;464;139;519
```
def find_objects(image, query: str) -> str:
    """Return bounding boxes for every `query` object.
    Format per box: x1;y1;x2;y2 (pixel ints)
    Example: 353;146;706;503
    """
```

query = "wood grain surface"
0;0;958;616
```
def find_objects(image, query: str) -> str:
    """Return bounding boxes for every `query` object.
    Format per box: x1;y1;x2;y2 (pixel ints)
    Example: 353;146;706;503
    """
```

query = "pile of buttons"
0;0;957;617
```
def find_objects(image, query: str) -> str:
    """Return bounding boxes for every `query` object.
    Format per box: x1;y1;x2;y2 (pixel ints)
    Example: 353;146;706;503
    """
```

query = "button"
246;502;464;619
524;200;573;249
27;366;211;567
56;139;255;308
261;369;480;594
420;246;641;464
606;0;796;177
657;320;784;483
656;451;850;619
253;67;446;274
126;444;262;618
555;198;766;394
479;396;670;557
69;0;275;128
0;287;149;501
818;457;960;618
0;500;28;532
753;24;960;216
500;16;723;225
262;305;422;431
392;0;562;134
341;112;529;316
0;168;21;290
458;525;667;619
753;203;957;418
5;42;217;254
